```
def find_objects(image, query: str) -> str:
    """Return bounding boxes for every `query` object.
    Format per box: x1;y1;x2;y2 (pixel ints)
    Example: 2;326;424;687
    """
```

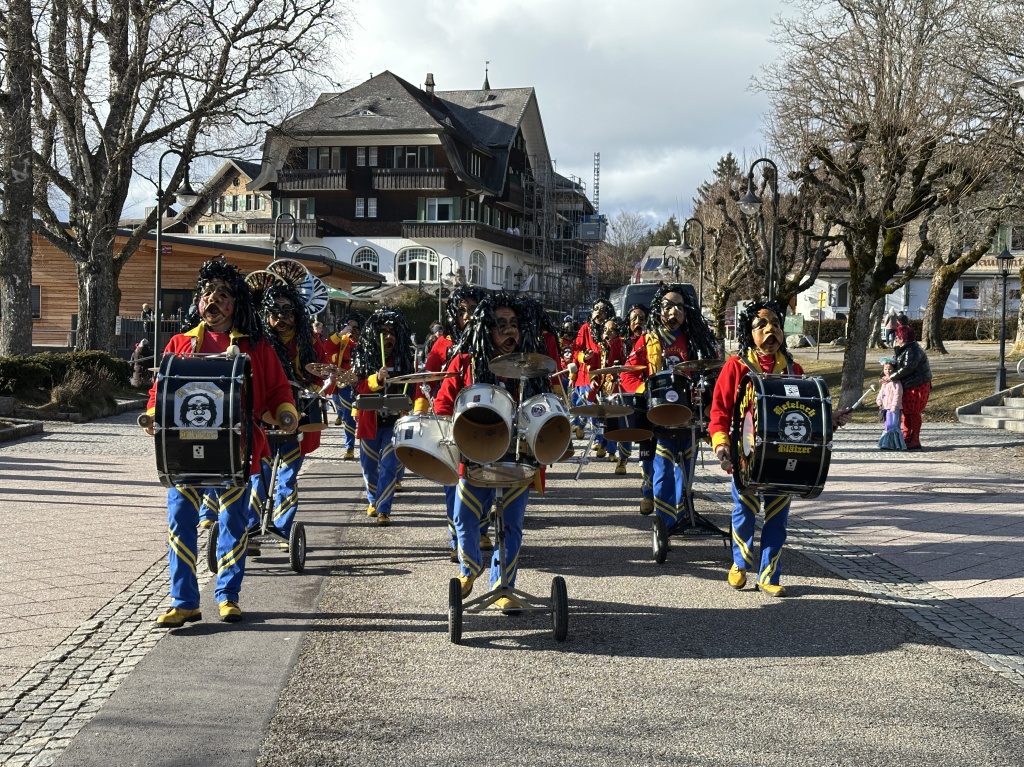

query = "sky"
338;0;788;230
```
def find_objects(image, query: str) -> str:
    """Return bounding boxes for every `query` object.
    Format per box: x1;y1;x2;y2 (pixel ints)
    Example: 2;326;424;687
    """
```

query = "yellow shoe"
377;513;391;526
574;426;585;439
639;498;654;515
343;448;355;460
247;541;261;557
395;481;403;491
457;574;475;598
366;504;377;517
218;600;242;622
199;519;214;530
593;445;607;459
728;565;747;590
757;581;787;597
449;548;459;563
155;606;201;629
480;533;493;551
334;416;343;426
614;459;627;475
494;596;522;614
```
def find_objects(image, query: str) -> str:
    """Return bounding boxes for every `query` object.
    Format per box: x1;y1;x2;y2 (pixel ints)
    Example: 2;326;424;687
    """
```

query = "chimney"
425;73;435;94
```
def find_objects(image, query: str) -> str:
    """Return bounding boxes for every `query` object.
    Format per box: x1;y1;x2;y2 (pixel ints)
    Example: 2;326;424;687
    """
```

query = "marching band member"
250;282;327;546
709;299;851;596
624;303;655;512
588;317;627;473
573;299;616;457
559;317;584;439
144;259;297;627
352;306;423;526
434;292;558;605
619;284;718;528
323;314;361;460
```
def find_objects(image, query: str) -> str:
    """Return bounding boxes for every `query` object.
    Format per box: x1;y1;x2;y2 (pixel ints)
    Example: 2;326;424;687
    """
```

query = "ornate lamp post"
153;149;198;355
438;255;457;323
737;157;779;301
272;211;302;261
996;247;1015;393
679;217;706;307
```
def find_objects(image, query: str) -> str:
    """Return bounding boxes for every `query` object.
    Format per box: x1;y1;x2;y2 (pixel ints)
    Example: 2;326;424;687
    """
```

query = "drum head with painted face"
780;410;812;443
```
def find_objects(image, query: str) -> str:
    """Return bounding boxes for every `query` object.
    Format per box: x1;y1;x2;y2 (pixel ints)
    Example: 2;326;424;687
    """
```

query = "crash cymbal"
387;370;458;384
588;364;646;377
305;362;340;378
354;394;413;411
569;403;634;418
489;352;556;378
673;358;725;373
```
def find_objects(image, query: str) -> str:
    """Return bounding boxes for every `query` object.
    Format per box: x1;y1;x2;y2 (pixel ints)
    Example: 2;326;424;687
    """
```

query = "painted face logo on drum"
175;382;224;437
531;404;546;417
780;410;811;443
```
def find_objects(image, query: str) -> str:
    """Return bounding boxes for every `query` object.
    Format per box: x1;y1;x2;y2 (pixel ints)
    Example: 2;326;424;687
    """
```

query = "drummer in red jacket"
709;299;850;597
144;259;298;627
573;299;616;457
322;314;362;459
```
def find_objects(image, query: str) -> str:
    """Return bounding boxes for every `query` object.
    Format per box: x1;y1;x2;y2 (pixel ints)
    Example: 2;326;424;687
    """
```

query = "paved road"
2;414;1024;766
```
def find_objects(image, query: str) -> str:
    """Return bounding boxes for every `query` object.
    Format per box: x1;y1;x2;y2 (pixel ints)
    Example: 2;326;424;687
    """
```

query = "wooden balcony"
245;218;320;238
373;168;448;190
278;168;347;191
402;221;523;250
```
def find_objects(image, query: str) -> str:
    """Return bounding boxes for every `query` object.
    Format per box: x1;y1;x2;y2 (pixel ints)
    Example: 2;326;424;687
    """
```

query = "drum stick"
849;384;876;412
379;333;387;369
137;413;153;428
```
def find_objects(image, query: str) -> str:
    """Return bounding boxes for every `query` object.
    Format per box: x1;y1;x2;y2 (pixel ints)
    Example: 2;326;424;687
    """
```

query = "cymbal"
489;352;556;378
673;358;725;373
570;404;634;418
589;364;645;377
354;394;412;411
387;370;458;384
305;362;340;377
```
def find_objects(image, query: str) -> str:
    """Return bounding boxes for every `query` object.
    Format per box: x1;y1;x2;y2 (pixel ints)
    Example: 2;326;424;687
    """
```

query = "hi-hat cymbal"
673;358;725;373
589;364;645;377
306;362;340;377
489;352;556;378
387;370;458;384
570;403;634;418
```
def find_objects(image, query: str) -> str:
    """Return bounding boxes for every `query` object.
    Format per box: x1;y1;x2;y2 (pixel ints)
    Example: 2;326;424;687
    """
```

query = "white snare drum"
517;393;572;464
393;415;459;485
464;461;537;488
452;383;515;464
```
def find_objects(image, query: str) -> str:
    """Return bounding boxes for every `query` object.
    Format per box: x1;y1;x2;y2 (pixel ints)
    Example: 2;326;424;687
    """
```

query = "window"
426;197;455;221
836;281;849;308
492;252;504;285
394;145;434;168
231;223;239;233
197;225;205;234
355;198;365;218
469;251;486;286
231;195;238;212
357;147;366;167
353;247;379;273
962;281;980;300
369;147;378;167
31;285;40;319
504;265;513;291
214;224;223;233
367;198;377;218
396;247;438;282
1013;225;1024;252
469;152;481;176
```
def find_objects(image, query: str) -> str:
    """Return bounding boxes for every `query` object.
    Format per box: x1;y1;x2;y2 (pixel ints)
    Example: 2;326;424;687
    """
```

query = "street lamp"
272;212;302;261
995;247;1014;393
438;255;457;323
737;157;779;301
679;217;706;307
153;149;199;355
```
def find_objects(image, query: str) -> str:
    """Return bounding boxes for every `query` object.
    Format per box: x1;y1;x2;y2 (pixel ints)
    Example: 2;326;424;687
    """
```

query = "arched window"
469;251;486;286
504;265;513;291
837;281;849;308
353;247;379;273
396;247;438;283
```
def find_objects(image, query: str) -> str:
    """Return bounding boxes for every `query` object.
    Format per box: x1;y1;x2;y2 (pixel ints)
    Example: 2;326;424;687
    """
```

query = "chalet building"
187;160;272;235
237;70;602;314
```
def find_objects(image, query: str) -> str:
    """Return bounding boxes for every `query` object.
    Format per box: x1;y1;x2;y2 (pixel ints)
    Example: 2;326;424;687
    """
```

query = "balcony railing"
245;219;319;238
373;168;448;190
278;168;347;191
402;220;523;250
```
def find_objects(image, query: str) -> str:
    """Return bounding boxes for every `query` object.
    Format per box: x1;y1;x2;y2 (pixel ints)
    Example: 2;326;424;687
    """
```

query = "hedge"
0;351;131;398
801;317;1018;345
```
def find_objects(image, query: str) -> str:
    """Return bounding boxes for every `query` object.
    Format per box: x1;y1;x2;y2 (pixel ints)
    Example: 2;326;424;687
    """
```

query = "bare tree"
0;0;34;355
759;0;1024;407
597;210;651;290
22;0;350;352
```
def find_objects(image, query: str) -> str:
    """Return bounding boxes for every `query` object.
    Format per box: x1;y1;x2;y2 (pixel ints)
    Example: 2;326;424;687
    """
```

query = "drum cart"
447;487;568;645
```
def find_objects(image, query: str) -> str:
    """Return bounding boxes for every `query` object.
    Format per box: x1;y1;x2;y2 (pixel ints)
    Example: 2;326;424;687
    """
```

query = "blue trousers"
652;431;695;527
641;453;654;501
337;386;356;450
453;480;530;589
248;438;303;537
360;424;399;516
730;482;791;586
445;483;491;548
199;490;218;525
167;483;250;608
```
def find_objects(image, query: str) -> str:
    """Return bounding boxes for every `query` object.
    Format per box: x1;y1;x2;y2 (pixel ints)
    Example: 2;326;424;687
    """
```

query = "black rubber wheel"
652;517;668;564
448;578;463;644
289;522;306;574
207;522;219;574
551;576;569;642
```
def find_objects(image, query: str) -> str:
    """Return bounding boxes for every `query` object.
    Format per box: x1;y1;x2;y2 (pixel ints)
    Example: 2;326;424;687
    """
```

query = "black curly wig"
737;298;793;364
353;305;415;379
647;283;719;362
588;298;616;343
195;258;263;343
261;283;320;386
626;302;649;342
443;285;488;342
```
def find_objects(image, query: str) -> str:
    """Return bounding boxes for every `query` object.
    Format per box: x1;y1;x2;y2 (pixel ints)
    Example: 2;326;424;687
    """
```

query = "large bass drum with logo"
154;353;253;488
730;372;832;499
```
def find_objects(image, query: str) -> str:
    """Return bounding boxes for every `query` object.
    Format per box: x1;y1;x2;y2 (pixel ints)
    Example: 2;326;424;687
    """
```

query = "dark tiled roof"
435;87;534;149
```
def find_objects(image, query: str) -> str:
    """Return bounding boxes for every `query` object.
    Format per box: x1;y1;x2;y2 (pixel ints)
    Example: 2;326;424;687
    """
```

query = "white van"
607;282;698;319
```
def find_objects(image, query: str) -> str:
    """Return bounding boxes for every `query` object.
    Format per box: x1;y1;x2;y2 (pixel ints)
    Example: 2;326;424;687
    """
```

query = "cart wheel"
448;578;463;645
207;522;219;574
652;517;668;564
289;522;306;574
551;576;569;642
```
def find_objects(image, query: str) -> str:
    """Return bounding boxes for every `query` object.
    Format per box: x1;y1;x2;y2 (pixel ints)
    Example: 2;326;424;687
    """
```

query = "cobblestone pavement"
1;416;1023;765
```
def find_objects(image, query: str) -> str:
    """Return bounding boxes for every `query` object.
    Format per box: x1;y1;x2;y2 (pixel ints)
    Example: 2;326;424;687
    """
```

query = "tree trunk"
867;297;885;349
839;274;876;409
922;262;960;355
74;254;118;352
0;0;35;357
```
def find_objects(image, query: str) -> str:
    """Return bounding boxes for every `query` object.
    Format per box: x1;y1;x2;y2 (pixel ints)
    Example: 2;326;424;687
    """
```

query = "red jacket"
425;335;454;373
708;352;802;452
353;357;427;440
280;335;329;455
319;333;355;396
619;329;690;394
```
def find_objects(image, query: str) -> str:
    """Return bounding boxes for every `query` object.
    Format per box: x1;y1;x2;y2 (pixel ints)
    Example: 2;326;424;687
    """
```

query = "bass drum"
730;372;833;499
393;415;459;485
154;353;253;488
517;393;572;464
452;383;515;464
646;371;693;427
602;393;653;442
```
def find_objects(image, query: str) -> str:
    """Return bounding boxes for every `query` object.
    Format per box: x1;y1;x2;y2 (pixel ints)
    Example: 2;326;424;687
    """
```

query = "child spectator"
876;357;906;450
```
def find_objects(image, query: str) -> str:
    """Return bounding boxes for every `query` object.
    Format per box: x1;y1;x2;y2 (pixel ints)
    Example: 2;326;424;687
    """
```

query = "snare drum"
393;415;459;485
452;383;515;464
602;393;654;442
154;353;253;488
464;459;537;488
517;393;572;464
297;390;328;432
731;372;833;499
646;371;693;427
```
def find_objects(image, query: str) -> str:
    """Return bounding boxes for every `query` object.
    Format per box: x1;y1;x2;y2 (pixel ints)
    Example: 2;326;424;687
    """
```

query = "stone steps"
957;385;1024;433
